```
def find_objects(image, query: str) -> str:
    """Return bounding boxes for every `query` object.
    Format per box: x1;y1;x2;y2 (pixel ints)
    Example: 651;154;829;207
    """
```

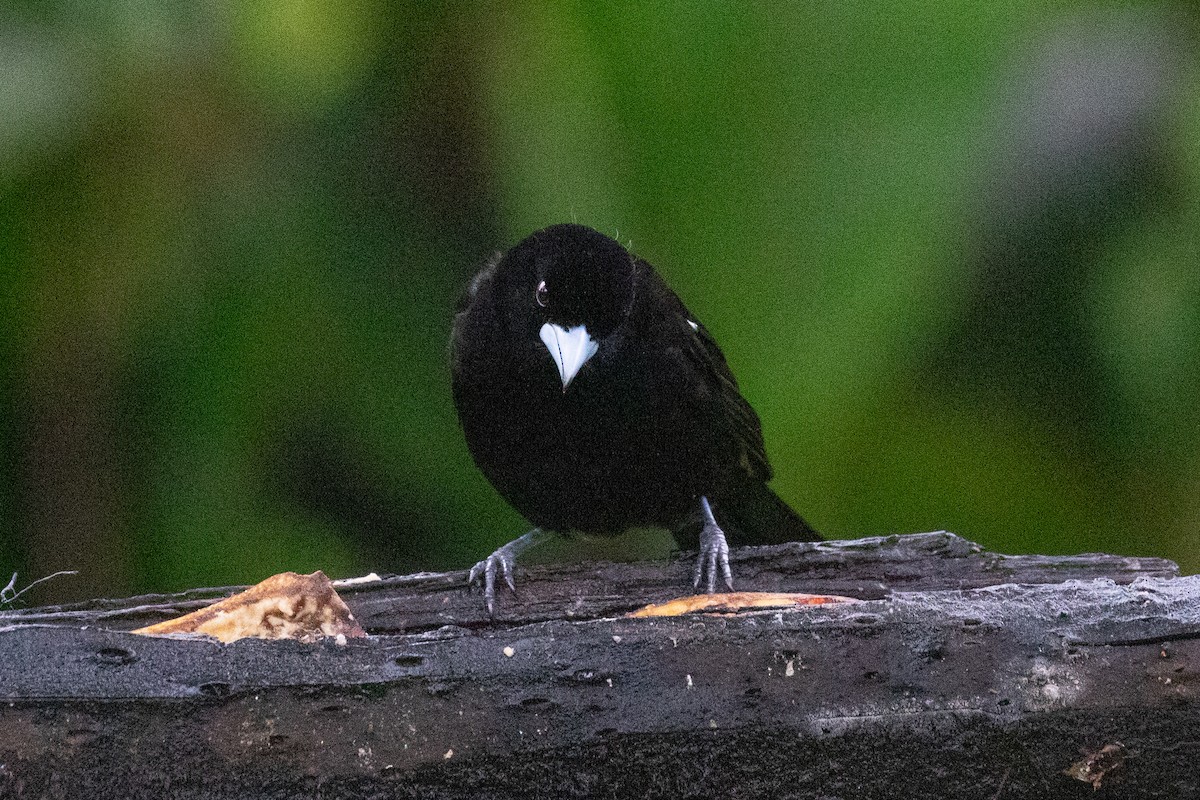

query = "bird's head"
497;223;635;391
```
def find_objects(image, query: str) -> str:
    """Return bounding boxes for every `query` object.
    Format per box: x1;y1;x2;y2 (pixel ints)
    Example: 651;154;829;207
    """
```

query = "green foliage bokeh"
2;2;1197;602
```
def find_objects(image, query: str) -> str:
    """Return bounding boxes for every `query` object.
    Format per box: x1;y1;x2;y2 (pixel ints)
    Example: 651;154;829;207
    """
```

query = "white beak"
539;322;599;390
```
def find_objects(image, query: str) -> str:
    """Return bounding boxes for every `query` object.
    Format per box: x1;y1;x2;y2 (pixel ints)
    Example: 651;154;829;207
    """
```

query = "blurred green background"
2;2;1198;604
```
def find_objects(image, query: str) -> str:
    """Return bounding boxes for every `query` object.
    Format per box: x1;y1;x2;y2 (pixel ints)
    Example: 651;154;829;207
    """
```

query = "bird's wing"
634;262;774;483
450;251;501;373
683;316;774;482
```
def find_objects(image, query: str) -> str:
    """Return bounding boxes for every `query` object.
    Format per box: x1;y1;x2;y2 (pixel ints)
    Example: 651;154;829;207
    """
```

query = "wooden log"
0;532;1195;799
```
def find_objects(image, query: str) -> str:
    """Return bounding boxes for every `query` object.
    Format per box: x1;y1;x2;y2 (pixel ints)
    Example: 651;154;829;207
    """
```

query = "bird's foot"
693;496;734;593
468;528;546;614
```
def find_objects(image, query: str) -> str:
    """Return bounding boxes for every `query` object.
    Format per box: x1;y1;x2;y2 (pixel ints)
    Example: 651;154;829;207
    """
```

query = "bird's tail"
717;482;821;546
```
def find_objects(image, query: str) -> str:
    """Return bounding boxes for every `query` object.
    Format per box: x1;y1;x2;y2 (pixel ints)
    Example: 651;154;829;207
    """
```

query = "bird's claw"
692;523;734;594
469;529;551;614
469;548;518;614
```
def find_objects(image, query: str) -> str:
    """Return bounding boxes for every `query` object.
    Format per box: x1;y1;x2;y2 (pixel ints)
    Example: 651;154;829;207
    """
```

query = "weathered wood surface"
2;531;1178;633
0;532;1197;799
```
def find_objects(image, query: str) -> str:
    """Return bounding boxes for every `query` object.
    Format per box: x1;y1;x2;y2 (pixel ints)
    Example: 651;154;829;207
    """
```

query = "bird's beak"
539;322;598;391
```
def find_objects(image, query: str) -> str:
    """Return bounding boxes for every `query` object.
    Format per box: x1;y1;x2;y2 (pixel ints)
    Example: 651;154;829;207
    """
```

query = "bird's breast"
458;360;701;533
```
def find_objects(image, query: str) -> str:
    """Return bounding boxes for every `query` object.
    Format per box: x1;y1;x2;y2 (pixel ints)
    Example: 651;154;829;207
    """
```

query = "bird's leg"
469;528;549;613
693;496;734;593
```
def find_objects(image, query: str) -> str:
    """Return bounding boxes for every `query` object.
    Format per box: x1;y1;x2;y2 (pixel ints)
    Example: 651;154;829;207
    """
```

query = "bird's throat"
539;322;598;391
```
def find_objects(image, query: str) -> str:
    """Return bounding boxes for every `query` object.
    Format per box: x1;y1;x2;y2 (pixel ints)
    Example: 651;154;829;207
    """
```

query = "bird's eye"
535;280;550;308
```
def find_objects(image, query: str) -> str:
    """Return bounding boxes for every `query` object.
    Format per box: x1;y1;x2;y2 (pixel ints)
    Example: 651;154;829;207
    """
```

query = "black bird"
451;223;819;610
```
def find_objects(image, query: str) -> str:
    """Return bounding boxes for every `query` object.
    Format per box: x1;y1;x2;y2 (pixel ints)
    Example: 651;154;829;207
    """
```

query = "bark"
0;532;1196;799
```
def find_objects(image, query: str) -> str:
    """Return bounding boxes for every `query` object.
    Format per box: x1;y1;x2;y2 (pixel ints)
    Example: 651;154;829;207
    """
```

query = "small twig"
0;571;78;606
